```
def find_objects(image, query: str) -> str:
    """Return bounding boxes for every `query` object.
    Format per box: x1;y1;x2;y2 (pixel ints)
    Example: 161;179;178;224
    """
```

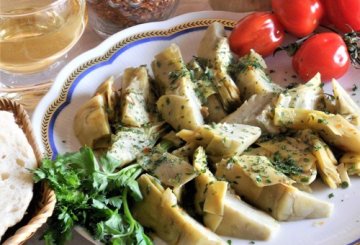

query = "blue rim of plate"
41;18;236;159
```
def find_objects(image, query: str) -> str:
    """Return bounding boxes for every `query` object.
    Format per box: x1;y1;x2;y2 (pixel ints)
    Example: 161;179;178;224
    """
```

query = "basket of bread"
0;98;56;245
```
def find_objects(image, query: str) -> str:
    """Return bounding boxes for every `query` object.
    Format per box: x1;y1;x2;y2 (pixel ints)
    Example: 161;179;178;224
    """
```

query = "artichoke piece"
216;156;333;221
203;181;227;215
151;44;187;94
203;181;228;231
241;147;272;158
298;130;341;189
273;107;309;129
339;153;360;176
193;147;279;240
172;142;198;161
220;156;295;187
157;94;204;130
337;163;351;188
197;22;241;110
332;79;360;125
74;94;111;148
177;123;261;158
193;147;227;230
132;174;226;245
306;111;360;153
235;50;283;100
139;150;197;188
193;147;217;215
206;95;228;122
94;76;117;121
187;59;217;102
162;131;184;148
275;73;323;110
187;59;228;122
107;123;166;168
120;67;155;127
216;194;279;240
274;108;360;153
153;44;204;130
152;44;200;105
258;137;317;185
222;93;280;134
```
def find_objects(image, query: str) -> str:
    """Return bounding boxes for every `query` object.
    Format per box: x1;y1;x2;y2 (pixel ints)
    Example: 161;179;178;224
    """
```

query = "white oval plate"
32;11;360;245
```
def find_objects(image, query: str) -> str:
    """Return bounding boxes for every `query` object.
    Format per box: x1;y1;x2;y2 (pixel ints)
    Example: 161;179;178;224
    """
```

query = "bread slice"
0;111;37;240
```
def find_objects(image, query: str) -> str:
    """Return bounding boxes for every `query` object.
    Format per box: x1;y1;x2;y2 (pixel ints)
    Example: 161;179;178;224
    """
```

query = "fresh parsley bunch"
32;147;152;245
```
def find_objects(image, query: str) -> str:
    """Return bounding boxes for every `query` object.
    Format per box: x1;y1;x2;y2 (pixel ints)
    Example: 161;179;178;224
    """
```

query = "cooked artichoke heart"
275;73;323;110
157;94;204;130
197;22;241;110
332;78;360;125
216;156;333;221
151;44;187;94
177;123;261;158
222;93;280;134
340;153;360;176
274;108;360;153
139;150;197;188
235;50;282;100
94;76;117;121
120;67;155;127
298;130;341;189
193;147;279;240
132;174;226;245
107;123;165;168
258;137;317;185
73;94;111;148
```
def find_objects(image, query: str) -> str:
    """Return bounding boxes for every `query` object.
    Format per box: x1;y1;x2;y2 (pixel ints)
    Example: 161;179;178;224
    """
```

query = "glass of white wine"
0;0;87;108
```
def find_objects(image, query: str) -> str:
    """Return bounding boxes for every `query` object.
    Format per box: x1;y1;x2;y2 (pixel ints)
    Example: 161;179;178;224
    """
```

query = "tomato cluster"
229;0;360;82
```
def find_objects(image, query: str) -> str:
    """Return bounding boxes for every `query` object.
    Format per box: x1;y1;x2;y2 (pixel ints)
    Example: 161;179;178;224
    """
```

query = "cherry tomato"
319;0;331;25
229;12;285;57
292;33;350;82
323;0;360;32
272;0;324;37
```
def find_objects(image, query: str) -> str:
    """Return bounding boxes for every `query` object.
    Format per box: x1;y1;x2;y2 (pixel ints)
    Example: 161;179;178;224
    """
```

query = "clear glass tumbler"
0;0;87;109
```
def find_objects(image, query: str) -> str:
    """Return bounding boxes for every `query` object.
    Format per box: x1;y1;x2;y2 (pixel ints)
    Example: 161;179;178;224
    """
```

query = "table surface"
27;1;211;244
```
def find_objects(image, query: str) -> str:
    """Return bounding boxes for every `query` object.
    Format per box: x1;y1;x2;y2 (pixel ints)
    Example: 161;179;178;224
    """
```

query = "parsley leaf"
32;146;152;245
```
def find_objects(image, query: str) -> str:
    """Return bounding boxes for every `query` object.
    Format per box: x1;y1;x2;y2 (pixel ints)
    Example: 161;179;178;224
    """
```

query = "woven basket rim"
0;98;56;245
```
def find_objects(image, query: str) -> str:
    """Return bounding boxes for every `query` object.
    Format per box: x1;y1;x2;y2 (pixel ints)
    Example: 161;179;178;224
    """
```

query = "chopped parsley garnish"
169;67;189;83
286;82;298;89
340;181;349;189
271;152;303;176
317;118;328;124
352;84;358;92
328;193;334;199
300;177;310;183
228;56;264;77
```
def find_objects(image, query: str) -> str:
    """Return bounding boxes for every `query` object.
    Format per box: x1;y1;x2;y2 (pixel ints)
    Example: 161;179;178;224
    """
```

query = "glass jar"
87;0;179;38
209;0;271;12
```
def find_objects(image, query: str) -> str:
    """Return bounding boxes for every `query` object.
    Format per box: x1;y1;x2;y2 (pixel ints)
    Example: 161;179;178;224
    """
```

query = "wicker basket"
0;98;56;245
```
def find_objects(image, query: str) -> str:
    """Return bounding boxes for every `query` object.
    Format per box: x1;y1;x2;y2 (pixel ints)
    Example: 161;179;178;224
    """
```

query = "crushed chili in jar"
87;0;179;38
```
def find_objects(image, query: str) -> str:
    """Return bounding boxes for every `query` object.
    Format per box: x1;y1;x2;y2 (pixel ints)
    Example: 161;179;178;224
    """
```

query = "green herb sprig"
32;147;152;245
